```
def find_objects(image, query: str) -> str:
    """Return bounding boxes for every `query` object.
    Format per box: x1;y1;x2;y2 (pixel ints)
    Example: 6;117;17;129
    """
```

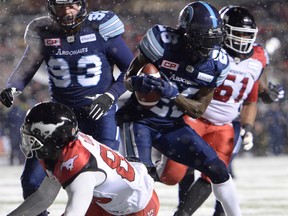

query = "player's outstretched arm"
7;177;61;216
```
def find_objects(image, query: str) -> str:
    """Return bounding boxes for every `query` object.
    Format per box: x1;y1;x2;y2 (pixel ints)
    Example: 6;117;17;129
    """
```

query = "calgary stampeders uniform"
7;11;133;108
159;44;266;184
41;132;158;216
197;44;266;125
116;24;230;168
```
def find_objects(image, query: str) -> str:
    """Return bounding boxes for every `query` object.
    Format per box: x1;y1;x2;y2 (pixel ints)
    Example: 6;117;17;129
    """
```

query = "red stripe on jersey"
252;45;267;68
246;80;259;102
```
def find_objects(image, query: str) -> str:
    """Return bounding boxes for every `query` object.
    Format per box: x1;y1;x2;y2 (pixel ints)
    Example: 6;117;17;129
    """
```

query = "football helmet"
20;101;78;160
178;1;224;57
220;6;258;54
47;0;87;29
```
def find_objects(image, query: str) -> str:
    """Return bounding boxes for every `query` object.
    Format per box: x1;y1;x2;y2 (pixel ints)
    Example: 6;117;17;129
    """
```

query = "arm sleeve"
6;45;44;91
7;177;61;216
6;18;45;90
105;35;134;100
64;171;106;216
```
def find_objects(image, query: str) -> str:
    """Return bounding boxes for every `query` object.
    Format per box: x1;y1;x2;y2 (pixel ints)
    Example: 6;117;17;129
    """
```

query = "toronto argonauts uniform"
116;25;230;182
138;25;229;119
7;11;133;209
7;10;134;148
10;11;132;108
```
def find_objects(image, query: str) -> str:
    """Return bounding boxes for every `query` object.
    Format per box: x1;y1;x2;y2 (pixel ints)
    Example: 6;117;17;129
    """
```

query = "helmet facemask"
21;130;67;160
224;24;258;54
21;132;44;159
47;0;87;30
183;28;224;57
220;6;258;55
20;102;78;160
179;2;225;57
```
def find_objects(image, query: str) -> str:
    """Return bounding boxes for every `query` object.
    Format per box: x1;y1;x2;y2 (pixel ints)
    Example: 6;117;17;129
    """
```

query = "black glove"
268;82;285;102
0;87;21;108
88;93;114;120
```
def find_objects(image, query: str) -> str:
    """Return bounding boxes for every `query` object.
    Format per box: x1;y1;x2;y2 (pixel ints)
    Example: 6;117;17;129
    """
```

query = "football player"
7;101;159;216
116;2;241;216
160;6;284;216
0;1;133;215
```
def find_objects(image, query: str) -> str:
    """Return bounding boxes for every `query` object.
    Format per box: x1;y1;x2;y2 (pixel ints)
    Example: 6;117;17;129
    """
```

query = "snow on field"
1;155;288;216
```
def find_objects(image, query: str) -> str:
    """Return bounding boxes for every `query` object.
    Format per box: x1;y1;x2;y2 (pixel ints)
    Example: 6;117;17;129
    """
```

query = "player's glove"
0;87;21;108
240;124;254;151
145;76;179;99
129;75;158;94
268;82;285;102
87;93;114;120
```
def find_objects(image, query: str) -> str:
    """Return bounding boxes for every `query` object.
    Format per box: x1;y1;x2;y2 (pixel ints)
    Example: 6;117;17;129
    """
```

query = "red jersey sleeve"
53;140;91;185
246;80;259;103
252;45;268;68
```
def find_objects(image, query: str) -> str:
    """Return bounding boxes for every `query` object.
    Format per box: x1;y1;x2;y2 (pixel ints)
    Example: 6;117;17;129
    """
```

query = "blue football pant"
121;120;229;184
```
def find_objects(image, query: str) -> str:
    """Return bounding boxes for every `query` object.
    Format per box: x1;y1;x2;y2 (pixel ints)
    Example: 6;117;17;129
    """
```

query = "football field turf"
1;155;288;216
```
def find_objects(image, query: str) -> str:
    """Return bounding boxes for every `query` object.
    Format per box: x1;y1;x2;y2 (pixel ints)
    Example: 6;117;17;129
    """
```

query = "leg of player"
178;168;195;206
175;177;212;216
154;128;241;216
213;200;226;216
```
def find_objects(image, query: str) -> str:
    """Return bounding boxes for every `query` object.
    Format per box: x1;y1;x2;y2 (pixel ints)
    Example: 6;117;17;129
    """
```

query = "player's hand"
87;93;114;120
0;87;21;108
148;76;179;99
268;82;285;102
240;124;253;151
129;75;158;94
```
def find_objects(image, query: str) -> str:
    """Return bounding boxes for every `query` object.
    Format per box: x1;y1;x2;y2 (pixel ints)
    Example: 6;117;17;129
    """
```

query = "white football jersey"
202;45;266;125
45;132;154;215
79;134;154;215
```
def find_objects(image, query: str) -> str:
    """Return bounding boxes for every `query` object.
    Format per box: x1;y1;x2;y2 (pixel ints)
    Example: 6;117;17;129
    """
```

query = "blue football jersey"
135;24;229;119
13;11;133;108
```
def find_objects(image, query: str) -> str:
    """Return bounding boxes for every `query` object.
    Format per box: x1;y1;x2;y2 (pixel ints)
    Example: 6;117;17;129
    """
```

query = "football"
135;63;161;109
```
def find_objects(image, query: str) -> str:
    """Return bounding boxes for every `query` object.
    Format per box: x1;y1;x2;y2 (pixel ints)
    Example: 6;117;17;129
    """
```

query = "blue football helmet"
220;6;258;54
47;0;87;29
178;1;224;56
20;101;78;160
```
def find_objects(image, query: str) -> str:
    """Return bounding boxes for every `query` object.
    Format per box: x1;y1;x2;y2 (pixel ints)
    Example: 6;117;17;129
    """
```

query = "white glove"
268;82;285;102
240;124;253;151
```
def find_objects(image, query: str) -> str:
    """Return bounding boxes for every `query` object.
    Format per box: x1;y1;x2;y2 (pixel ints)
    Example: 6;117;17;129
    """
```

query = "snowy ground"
1;155;288;216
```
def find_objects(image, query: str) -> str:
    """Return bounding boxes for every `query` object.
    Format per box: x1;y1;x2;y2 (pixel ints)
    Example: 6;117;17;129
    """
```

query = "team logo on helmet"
31;121;65;139
179;6;194;29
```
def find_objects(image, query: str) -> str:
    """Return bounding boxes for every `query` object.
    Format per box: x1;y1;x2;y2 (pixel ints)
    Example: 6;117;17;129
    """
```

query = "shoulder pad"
139;24;166;62
24;16;58;45
87;11;124;41
252;45;268;67
215;48;230;87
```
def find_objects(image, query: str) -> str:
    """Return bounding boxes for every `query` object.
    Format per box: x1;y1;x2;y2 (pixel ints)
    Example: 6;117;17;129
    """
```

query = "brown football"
135;63;161;109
